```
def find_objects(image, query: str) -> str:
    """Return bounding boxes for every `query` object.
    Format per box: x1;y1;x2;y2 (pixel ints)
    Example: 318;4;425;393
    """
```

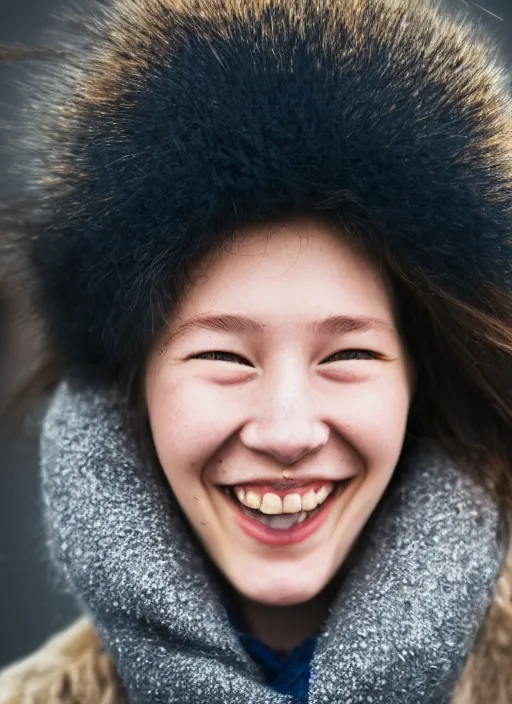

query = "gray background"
0;0;510;668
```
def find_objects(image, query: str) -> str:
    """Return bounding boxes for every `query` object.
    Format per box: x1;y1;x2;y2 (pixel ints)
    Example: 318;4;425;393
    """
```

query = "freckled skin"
145;217;413;645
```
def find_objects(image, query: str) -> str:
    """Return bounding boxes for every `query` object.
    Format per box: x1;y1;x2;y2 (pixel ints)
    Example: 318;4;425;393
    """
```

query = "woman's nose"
239;373;329;465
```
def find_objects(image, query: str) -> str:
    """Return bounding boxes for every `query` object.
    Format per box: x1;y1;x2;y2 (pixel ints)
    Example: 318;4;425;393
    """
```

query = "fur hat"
12;0;512;379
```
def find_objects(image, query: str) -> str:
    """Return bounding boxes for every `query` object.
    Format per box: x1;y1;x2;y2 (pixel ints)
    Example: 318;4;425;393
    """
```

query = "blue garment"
228;606;318;702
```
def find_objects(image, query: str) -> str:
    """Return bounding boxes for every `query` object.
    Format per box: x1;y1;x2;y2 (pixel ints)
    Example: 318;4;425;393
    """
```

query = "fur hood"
11;0;512;380
1;546;512;704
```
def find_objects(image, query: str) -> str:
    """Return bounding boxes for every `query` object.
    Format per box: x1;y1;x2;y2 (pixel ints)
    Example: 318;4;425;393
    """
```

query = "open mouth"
222;479;351;544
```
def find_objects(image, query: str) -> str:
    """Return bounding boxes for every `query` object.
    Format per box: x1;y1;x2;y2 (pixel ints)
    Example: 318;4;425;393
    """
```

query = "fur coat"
0;546;512;704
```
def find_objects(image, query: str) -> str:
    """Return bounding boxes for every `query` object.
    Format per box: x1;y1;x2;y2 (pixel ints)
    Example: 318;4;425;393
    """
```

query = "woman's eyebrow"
171;314;265;341
170;313;393;342
312;316;394;336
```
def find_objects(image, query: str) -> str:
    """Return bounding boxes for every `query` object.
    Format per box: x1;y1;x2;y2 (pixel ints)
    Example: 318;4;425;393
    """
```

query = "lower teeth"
258;511;309;530
240;504;317;530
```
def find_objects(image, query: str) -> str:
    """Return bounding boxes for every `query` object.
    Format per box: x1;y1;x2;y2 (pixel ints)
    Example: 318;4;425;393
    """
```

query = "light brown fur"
0;619;121;704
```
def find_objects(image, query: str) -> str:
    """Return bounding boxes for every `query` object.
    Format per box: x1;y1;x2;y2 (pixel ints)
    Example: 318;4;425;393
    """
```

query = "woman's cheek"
149;372;242;468
333;375;411;462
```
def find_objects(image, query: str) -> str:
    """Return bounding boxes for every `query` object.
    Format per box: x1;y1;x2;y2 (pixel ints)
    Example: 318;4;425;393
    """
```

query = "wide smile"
221;480;351;547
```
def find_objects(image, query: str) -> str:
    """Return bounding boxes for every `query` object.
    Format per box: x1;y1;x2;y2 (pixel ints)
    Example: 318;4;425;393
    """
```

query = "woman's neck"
237;574;342;653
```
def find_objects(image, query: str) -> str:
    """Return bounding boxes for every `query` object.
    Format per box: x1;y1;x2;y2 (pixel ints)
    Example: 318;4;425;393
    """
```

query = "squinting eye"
321;349;378;363
192;351;254;366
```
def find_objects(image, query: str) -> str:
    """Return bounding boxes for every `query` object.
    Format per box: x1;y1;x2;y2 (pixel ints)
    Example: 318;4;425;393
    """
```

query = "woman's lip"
229;489;338;547
218;476;354;489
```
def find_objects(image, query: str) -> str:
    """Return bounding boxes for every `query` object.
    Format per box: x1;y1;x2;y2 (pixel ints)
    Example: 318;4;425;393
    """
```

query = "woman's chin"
226;562;335;607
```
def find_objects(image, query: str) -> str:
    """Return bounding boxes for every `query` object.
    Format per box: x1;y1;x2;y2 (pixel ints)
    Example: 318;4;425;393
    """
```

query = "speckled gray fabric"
41;381;504;703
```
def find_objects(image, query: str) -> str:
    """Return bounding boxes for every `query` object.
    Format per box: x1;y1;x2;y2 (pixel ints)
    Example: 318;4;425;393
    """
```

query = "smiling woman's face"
145;218;413;606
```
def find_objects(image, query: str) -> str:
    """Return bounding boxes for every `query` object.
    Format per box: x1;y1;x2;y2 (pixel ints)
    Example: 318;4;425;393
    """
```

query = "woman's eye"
321;349;377;363
192;351;253;366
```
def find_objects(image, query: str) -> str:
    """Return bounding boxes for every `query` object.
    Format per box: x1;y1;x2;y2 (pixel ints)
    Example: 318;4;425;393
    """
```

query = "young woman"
1;0;511;702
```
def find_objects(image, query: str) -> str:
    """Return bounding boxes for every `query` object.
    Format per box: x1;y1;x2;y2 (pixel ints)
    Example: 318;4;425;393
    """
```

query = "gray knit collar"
41;381;504;703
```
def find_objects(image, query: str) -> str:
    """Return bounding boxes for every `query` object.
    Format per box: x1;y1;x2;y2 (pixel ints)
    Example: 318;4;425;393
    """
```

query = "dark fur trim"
13;0;512;377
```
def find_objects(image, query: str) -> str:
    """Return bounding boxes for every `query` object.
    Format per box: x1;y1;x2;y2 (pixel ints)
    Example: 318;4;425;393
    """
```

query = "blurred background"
0;0;510;669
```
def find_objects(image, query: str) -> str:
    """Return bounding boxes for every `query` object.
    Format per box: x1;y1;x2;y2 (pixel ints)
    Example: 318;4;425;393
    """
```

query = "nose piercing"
282;469;295;479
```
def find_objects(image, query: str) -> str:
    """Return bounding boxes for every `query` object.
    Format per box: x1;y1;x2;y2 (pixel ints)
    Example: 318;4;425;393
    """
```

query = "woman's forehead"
174;220;397;326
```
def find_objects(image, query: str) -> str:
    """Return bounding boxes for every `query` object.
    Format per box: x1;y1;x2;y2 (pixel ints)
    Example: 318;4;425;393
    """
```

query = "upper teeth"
234;483;334;515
